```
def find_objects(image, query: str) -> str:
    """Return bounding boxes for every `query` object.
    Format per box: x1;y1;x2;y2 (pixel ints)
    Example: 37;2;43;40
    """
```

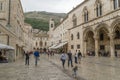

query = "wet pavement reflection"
0;55;73;80
49;54;120;80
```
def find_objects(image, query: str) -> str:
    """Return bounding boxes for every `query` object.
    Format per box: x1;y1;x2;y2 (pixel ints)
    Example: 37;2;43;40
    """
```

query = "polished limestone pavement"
0;55;74;80
49;54;120;80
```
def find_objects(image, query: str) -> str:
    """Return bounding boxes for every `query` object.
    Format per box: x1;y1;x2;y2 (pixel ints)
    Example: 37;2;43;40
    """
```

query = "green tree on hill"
25;18;49;31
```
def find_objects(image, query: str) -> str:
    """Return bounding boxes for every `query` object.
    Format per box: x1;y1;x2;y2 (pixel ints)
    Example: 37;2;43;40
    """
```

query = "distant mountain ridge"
24;11;66;31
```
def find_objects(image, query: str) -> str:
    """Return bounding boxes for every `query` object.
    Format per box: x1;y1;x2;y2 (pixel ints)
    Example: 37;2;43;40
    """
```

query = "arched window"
72;14;77;27
45;42;47;46
113;0;120;9
95;0;102;17
77;32;80;39
36;42;38;46
115;30;120;39
71;34;74;40
40;41;43;47
83;7;88;22
100;33;104;41
51;24;53;28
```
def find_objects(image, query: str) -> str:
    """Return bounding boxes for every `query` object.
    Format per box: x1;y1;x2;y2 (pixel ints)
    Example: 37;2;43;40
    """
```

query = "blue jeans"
25;58;29;65
68;59;73;67
35;57;39;66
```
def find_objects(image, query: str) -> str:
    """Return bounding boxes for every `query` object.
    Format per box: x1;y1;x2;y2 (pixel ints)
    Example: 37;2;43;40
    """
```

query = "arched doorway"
95;24;110;57
113;23;120;57
84;30;95;56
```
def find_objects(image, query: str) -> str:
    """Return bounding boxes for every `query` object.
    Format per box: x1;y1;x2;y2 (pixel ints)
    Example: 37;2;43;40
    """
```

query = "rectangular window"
119;0;120;7
114;0;118;9
77;45;80;49
97;5;102;17
115;44;120;50
0;2;3;11
96;7;99;17
71;45;74;49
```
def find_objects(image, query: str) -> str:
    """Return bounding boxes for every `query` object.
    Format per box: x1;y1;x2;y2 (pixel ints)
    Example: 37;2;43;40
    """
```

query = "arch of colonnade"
83;19;120;57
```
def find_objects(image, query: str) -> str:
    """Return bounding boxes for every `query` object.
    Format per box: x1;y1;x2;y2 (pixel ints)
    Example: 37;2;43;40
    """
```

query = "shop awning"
54;42;68;49
49;44;58;49
0;43;14;50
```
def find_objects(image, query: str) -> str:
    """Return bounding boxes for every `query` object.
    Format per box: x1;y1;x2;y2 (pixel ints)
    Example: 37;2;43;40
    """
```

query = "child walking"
72;65;78;78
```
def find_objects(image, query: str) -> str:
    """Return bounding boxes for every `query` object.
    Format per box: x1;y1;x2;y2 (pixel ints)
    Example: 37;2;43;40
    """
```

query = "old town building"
0;0;33;61
33;29;49;52
49;0;120;57
24;23;33;52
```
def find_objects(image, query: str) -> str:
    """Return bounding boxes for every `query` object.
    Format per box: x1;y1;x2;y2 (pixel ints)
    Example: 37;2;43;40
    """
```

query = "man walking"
67;50;73;67
74;50;78;64
34;49;40;66
25;51;29;65
78;50;82;64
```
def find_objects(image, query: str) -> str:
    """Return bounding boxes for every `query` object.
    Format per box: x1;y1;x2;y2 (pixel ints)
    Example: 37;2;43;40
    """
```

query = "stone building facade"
0;0;33;61
24;23;33;52
33;29;49;52
49;0;120;57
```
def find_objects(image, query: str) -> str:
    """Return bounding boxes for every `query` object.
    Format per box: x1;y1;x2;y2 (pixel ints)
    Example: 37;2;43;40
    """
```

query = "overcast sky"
21;0;84;13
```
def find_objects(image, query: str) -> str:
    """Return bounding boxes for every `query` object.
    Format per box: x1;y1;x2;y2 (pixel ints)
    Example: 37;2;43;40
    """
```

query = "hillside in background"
24;11;66;31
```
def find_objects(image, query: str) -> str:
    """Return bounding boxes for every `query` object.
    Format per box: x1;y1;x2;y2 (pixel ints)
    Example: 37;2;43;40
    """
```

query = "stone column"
109;33;115;58
94;35;99;57
83;40;87;57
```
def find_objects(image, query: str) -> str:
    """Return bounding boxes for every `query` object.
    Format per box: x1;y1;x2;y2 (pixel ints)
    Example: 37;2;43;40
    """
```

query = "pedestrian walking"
74;50;78;64
34;50;40;66
72;64;78;78
78;50;82;64
25;51;29;65
60;51;67;68
47;51;50;58
67;50;73;67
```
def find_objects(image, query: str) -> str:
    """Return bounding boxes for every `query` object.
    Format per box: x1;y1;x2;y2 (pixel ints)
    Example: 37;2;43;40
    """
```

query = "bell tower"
49;18;55;31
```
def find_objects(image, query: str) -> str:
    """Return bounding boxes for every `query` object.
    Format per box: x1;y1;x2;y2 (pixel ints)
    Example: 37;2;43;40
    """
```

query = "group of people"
47;50;55;57
60;50;82;78
25;50;40;66
24;49;82;78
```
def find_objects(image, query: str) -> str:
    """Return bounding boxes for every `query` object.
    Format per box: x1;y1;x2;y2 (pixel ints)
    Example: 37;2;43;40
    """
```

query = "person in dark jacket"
34;50;40;66
78;50;82;64
67;50;73;67
25;51;29;65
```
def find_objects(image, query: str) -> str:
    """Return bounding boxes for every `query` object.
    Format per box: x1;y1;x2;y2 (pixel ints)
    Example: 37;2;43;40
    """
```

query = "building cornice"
68;9;120;30
68;0;89;15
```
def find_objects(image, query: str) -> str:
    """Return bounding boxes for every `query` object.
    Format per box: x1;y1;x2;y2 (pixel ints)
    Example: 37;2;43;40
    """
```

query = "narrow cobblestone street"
0;55;73;80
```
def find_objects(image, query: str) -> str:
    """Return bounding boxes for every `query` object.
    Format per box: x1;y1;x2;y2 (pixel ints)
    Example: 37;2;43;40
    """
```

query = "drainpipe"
6;0;11;45
7;0;11;25
7;35;9;45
